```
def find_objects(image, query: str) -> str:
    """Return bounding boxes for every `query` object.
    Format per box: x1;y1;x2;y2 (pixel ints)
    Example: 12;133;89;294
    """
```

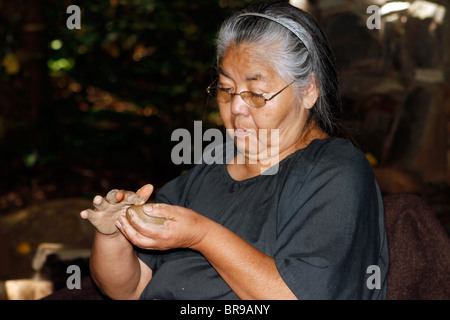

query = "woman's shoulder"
277;138;380;226
295;137;371;174
281;137;375;194
304;137;366;163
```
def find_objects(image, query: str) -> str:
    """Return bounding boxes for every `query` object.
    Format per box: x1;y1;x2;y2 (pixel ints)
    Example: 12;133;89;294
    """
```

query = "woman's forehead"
219;44;278;82
218;66;269;82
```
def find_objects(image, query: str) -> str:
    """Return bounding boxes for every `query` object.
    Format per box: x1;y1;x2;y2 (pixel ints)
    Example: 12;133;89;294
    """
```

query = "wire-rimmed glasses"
206;78;295;108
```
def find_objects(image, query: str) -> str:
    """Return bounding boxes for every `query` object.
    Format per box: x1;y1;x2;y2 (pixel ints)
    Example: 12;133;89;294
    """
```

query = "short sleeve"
275;141;386;299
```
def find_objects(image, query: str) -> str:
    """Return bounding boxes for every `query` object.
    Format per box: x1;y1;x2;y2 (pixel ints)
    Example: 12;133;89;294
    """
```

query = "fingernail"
116;220;122;229
143;204;153;213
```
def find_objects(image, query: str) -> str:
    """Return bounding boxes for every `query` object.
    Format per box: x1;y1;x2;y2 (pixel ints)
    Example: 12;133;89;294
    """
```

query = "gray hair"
216;2;345;138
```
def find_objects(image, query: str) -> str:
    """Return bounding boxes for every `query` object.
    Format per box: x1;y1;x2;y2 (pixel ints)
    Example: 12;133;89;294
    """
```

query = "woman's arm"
80;185;154;299
89;231;152;299
192;220;297;300
118;204;297;300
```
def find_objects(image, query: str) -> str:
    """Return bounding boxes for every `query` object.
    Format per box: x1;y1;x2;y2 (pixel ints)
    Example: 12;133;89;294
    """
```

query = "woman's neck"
227;122;328;181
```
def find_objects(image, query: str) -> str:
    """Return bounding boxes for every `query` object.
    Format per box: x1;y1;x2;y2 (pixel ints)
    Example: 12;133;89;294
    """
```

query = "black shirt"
137;138;389;299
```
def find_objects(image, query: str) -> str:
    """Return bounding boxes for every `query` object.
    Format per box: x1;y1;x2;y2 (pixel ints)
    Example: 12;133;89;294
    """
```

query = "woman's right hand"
80;184;154;235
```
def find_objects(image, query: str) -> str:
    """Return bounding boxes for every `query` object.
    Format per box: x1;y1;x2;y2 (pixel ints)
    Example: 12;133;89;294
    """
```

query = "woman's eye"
247;87;266;95
251;91;265;98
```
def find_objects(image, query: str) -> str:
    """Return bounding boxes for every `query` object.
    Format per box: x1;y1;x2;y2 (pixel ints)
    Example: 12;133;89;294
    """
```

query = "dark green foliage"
0;0;267;213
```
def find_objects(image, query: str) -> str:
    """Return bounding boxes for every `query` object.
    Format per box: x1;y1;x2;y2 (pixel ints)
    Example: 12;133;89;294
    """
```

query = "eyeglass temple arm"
265;80;296;102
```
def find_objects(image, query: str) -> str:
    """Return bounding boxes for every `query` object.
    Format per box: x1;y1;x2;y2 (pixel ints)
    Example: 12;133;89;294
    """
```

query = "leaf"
1;52;20;75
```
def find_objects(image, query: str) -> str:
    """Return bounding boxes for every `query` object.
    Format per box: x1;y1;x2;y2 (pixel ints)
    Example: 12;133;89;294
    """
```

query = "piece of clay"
126;204;166;225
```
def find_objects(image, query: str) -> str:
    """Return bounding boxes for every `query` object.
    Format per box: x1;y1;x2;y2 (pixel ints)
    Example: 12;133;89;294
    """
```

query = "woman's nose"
230;94;251;117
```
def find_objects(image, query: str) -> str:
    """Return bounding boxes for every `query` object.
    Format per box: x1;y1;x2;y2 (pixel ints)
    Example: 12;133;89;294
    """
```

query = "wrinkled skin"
80;184;153;235
80;184;207;251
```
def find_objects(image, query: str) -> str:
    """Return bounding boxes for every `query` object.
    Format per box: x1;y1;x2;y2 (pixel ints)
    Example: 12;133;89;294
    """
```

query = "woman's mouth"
234;128;252;138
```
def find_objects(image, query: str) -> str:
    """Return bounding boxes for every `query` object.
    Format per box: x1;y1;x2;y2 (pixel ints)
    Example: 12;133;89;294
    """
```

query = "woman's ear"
302;73;319;110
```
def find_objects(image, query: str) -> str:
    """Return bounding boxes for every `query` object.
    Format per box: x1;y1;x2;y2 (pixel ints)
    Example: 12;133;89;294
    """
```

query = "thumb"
136;184;154;202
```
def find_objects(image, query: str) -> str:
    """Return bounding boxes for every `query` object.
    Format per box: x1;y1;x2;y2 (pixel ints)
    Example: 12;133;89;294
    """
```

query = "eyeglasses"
206;78;295;108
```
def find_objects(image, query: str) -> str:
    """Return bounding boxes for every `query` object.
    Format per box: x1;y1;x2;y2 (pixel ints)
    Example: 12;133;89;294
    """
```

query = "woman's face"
218;44;317;163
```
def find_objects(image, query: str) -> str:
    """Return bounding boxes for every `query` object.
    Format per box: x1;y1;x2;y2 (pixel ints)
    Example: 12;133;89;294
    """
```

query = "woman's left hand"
118;203;297;299
116;203;209;251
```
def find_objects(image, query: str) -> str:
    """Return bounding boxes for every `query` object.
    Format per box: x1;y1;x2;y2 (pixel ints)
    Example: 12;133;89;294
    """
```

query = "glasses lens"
214;88;231;103
245;92;266;108
207;85;266;108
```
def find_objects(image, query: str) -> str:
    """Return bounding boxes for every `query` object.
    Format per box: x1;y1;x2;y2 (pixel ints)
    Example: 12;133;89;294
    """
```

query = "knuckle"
106;189;120;202
127;193;145;205
159;230;171;242
106;189;119;197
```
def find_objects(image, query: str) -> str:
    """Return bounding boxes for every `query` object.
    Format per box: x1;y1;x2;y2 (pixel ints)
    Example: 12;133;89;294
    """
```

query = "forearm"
89;231;151;299
192;221;297;300
115;203;297;299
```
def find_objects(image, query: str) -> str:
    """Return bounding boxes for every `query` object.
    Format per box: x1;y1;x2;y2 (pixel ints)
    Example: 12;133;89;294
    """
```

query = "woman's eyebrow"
245;72;268;82
218;67;268;82
218;67;232;79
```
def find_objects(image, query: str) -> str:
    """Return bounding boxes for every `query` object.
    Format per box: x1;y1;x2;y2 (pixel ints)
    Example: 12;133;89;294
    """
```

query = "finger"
127;207;155;233
127;207;167;239
150;203;169;210
92;195;109;211
118;216;157;248
141;205;169;225
80;208;95;220
136;184;154;202
123;191;145;205
106;189;121;203
145;203;170;218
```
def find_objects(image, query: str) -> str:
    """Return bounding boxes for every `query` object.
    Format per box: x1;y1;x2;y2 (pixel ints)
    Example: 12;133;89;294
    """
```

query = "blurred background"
0;0;449;299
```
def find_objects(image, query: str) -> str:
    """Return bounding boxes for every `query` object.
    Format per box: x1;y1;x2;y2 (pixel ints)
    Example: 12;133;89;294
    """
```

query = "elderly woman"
80;2;388;300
